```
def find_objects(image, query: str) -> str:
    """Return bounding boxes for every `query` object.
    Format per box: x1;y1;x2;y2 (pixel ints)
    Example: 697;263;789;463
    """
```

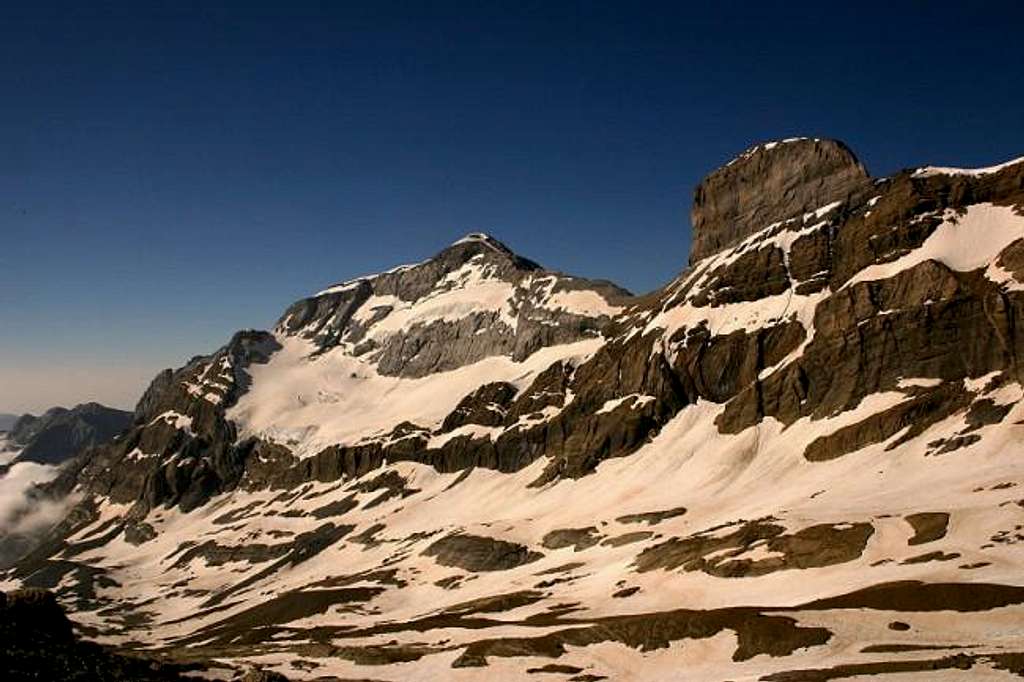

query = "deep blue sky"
2;1;1023;413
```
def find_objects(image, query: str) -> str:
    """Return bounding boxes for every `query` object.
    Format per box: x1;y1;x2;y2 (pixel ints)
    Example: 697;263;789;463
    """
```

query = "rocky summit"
4;138;1024;681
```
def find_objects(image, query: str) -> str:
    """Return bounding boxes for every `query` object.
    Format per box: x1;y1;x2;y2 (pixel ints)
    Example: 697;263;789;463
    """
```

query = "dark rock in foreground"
0;589;194;681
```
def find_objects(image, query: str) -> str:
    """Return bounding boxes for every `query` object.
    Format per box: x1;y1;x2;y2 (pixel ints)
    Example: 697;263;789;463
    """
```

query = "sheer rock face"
689;138;871;263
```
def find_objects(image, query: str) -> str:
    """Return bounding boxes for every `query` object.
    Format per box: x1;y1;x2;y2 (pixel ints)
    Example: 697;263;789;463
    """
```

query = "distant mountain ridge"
0;402;134;575
6;403;133;466
6;138;1024;681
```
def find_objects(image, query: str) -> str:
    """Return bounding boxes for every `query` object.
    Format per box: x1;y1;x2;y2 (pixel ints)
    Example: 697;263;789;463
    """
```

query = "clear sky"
2;1;1023;415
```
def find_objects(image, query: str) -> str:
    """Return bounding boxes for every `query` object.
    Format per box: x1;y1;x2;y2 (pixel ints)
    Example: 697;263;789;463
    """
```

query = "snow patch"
229;335;603;456
897;377;943;390
149;410;195;435
912;155;1024;178
596;394;656;414
847;203;1024;287
545;288;622;317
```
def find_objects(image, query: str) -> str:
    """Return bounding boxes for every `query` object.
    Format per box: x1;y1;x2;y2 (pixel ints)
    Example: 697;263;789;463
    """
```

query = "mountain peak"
443;231;523;258
313;233;539;299
690;137;870;263
725;136;815;166
278;227;622;380
438;231;541;271
7;401;132;465
444;231;512;256
449;231;499;246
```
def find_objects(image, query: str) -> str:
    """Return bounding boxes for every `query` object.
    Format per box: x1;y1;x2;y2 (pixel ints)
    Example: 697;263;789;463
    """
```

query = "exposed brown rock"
690;246;790;306
450;606;830;668
240;670;290;682
527;664;585;674
690;138;870;264
721;260;1024;437
442;382;519;431
310;495;358;519
803;385;972;462
901;551;961;564
799;581;1024;612
423;533;544;572
635;519;873;577
760;654;976;681
183;587;385;647
541;528;603;552
905;512;950;545
601;532;655;548
442;591;546;617
534;562;586;576
963;398;1014;432
615;506;688;525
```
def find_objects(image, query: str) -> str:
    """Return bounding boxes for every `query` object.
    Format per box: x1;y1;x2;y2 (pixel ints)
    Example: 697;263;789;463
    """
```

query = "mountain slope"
6;139;1024;681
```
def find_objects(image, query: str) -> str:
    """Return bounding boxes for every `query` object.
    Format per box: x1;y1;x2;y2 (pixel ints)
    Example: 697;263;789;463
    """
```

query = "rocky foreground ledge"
0;590;290;680
1;588;189;681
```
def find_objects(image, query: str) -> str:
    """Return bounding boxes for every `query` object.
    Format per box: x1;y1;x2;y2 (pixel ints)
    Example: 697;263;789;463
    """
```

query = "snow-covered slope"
229;335;603;457
227;232;628;456
7;139;1024;681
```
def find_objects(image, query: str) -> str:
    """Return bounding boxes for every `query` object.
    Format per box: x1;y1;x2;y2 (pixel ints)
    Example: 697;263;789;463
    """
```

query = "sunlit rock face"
690;137;870;264
6;140;1024;681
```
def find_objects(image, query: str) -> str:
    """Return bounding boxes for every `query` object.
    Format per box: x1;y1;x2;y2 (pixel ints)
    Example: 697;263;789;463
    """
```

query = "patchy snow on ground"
36;386;1024;679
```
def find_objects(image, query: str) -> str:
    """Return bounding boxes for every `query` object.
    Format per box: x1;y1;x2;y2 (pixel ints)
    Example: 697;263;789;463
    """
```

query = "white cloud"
0;461;73;538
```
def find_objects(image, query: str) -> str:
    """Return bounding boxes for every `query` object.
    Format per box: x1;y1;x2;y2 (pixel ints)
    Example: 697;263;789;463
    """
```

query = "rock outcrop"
690;137;871;263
